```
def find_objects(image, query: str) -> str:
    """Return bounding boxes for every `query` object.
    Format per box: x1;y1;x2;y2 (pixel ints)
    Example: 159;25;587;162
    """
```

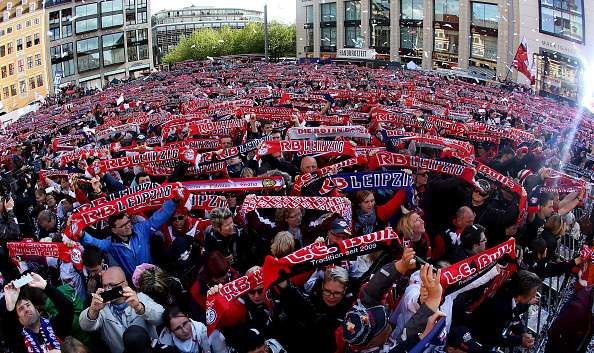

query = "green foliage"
162;22;296;64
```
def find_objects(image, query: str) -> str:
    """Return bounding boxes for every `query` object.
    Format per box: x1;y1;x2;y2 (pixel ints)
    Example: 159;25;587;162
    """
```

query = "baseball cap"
447;326;484;353
331;218;352;237
343;304;389;346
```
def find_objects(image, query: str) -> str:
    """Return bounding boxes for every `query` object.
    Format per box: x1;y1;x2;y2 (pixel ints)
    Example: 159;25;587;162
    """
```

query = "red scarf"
256;140;357;159
8;239;84;270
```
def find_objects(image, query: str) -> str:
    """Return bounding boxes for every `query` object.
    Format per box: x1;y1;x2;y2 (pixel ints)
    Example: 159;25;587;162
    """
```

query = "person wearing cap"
446;326;488;353
342;251;444;353
448;224;487;264
466;179;518;242
269;266;354;353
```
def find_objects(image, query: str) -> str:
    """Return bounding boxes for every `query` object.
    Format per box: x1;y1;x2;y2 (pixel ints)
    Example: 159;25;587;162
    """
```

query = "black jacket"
468;287;528;348
270;283;352;353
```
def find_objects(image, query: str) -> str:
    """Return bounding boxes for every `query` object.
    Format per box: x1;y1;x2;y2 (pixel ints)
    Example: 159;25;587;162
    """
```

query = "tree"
163;22;296;64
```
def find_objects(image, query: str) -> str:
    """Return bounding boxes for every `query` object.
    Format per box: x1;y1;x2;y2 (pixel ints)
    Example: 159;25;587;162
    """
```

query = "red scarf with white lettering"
8;239;84;270
206;227;401;333
238;195;352;227
368;151;476;184
256;140;357;159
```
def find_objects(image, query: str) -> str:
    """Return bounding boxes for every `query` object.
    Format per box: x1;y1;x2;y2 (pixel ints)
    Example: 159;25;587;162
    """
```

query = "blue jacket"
80;200;177;278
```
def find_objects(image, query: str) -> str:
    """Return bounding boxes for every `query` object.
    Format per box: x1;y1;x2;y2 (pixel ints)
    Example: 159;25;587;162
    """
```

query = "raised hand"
28;272;47;290
123;286;144;314
419;264;442;311
395;247;416;275
3;282;21;311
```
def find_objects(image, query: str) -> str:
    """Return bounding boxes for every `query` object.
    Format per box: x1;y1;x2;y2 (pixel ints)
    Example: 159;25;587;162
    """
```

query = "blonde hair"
271;231;295;257
397;212;417;240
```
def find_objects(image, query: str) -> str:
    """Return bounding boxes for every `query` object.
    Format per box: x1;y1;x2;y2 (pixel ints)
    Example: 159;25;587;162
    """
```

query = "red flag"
512;39;535;85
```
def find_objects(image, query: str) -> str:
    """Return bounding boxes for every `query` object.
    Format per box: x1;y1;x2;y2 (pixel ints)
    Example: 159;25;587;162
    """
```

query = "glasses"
173;215;185;221
322;288;345;298
103;280;125;290
172;319;191;333
248;287;263;295
474;189;489;197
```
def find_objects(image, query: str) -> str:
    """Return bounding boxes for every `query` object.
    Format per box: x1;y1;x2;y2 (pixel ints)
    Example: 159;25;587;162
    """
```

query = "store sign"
540;40;575;55
336;48;377;60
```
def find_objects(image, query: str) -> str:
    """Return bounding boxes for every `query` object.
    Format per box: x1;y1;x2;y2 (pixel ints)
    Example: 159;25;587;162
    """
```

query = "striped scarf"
22;317;61;353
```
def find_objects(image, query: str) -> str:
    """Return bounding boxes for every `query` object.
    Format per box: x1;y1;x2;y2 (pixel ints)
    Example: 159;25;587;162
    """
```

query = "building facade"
0;0;49;113
296;0;593;103
45;0;152;91
152;6;264;64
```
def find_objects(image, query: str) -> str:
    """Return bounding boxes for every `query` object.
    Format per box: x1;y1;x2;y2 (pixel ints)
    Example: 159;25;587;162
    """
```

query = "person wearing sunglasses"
466;179;518;246
161;209;209;248
158;306;218;353
269;266;353;353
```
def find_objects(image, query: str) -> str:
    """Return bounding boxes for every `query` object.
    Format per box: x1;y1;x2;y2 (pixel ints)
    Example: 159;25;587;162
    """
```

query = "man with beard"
1;272;74;353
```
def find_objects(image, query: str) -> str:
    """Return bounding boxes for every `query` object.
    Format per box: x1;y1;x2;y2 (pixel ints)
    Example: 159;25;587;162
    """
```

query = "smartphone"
13;274;33;289
101;286;124;302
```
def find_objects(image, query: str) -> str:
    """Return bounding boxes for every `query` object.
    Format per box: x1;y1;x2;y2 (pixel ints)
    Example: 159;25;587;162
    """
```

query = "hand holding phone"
100;286;124;302
13;274;33;288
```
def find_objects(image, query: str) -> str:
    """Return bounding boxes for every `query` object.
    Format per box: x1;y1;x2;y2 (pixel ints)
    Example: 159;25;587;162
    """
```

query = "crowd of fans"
0;57;593;353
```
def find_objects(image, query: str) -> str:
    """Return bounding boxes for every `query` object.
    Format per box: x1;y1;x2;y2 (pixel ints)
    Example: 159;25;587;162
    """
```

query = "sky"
151;0;297;24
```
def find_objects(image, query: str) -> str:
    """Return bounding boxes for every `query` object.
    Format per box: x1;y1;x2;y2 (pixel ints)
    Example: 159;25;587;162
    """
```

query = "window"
62;23;73;38
539;0;584;43
305;5;314;23
127;29;148;61
1;66;6;78
35;53;41;66
27;56;33;69
401;0;424;20
320;3;336;22
16;24;21;31
434;0;459;22
77;37;99;53
470;2;498;63
17;39;23;51
29;77;35;90
18;59;24;72
126;8;136;25
0;45;4;57
3;87;8;100
136;10;147;23
34;33;40;45
371;0;390;22
400;26;423;51
36;75;43;87
101;13;123;28
77;37;100;72
26;36;32;48
472;2;498;29
371;25;390;52
19;80;26;94
34;18;39;25
8;64;14;75
0;29;4;36
10;84;16;96
75;3;97;17
101;0;123;13
49;26;61;40
434;28;459;53
6;27;12;34
320;27;337;49
50;10;60;25
345;1;361;21
102;32;125;66
7;42;13;55
76;18;98;33
26;20;31;27
345;26;362;47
